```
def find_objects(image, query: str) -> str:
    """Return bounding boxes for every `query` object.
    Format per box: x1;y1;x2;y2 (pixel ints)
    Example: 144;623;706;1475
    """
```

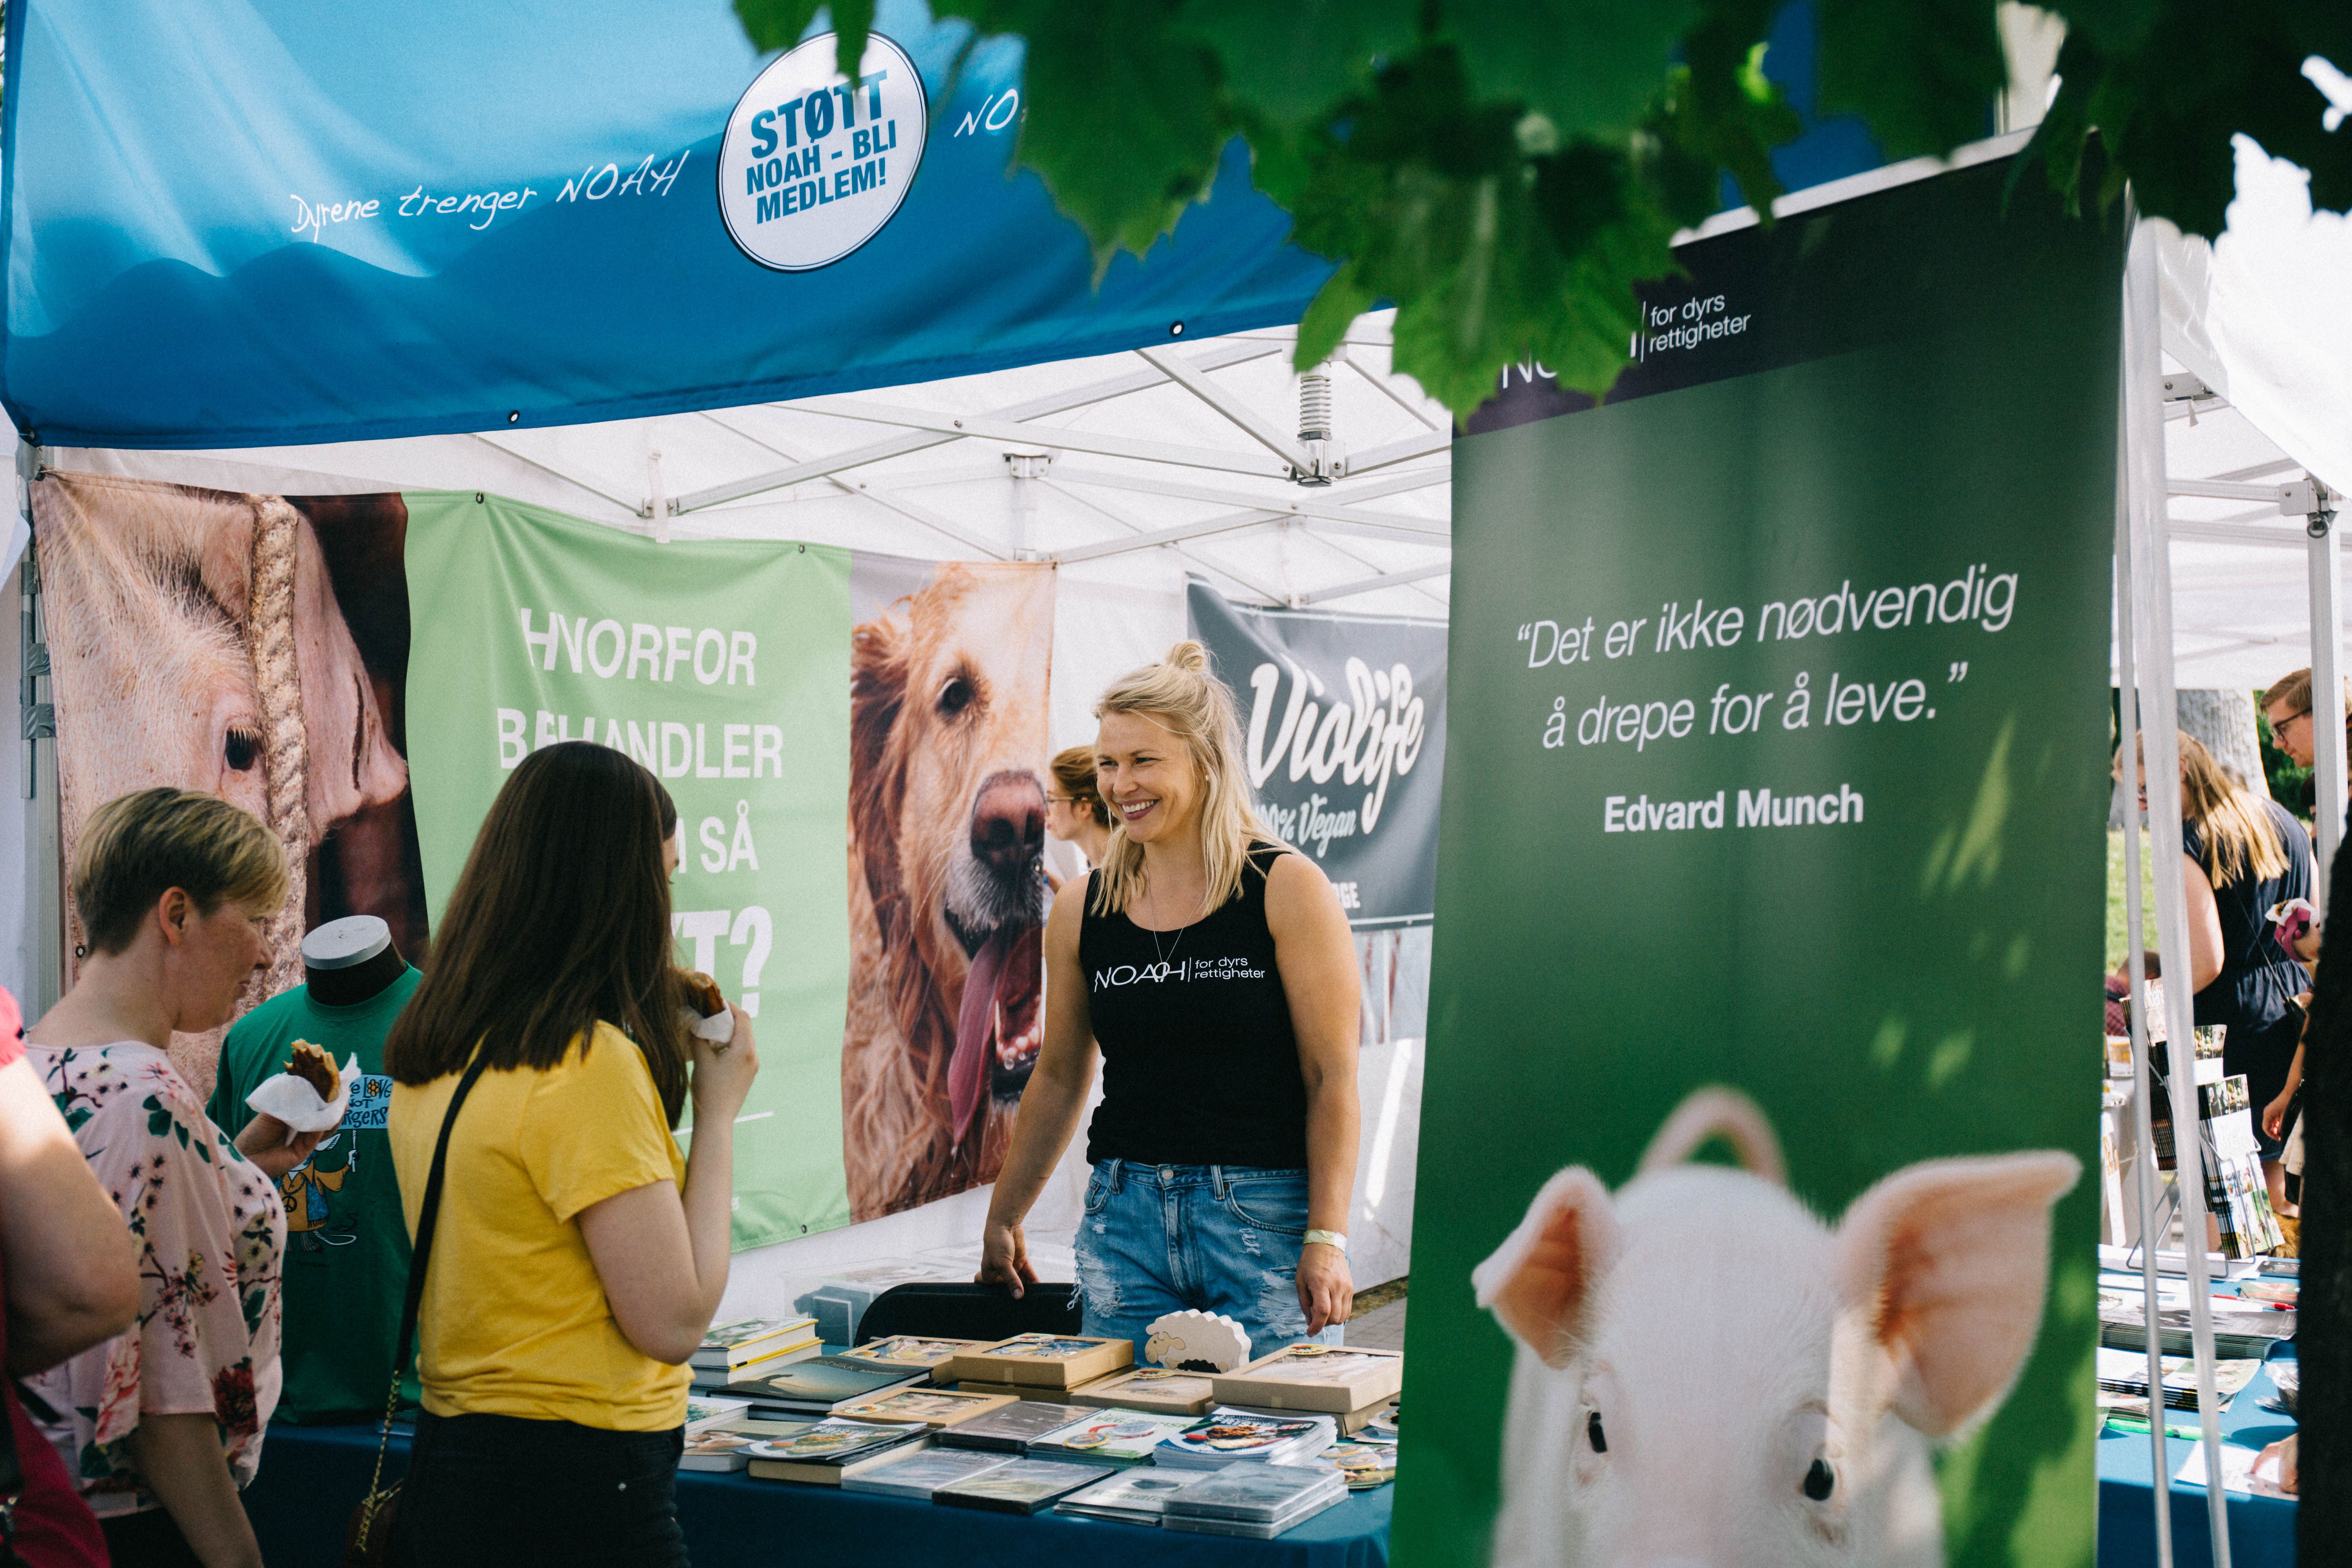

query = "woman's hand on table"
977;1218;1038;1299
234;1113;324;1181
1298;1242;1354;1336
2256;1434;2297;1495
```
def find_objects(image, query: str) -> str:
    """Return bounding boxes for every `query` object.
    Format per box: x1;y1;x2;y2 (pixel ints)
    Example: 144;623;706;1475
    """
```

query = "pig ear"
1472;1167;1620;1369
1834;1151;2080;1437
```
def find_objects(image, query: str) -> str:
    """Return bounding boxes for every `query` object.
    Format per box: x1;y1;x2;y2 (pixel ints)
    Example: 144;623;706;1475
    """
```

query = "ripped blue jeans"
1073;1160;1344;1365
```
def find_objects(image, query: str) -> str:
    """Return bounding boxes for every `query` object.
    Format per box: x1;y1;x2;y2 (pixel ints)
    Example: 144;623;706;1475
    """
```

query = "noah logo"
719;31;928;272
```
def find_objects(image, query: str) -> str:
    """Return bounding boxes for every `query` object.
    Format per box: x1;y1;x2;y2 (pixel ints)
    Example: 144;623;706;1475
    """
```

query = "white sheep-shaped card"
1144;1310;1253;1373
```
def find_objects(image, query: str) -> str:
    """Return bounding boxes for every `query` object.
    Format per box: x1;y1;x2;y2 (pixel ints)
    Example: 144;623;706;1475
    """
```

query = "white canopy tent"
0;312;1452;1310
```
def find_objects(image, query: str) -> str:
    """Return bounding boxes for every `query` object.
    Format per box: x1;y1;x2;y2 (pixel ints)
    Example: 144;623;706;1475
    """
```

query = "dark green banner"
1396;157;2121;1568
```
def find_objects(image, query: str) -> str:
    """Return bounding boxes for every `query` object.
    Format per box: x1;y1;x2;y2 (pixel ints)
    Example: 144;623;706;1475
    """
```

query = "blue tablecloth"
243;1338;2292;1568
242;1422;1393;1568
2095;1341;2297;1568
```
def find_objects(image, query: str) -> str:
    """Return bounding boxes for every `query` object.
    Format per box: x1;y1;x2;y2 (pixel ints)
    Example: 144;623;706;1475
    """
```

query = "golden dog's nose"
970;770;1046;876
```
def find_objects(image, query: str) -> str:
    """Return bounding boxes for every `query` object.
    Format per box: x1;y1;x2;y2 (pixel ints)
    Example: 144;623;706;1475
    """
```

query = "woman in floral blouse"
26;790;324;1568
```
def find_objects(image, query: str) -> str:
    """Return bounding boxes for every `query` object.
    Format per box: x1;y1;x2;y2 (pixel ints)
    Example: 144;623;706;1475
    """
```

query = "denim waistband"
1094;1158;1306;1197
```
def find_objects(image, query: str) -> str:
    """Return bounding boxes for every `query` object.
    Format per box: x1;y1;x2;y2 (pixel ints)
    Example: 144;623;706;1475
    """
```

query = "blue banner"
0;0;1331;448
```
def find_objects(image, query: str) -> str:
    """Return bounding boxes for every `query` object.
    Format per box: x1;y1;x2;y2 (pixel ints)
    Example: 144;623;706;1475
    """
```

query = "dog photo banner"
1188;580;1446;926
403;493;857;1248
1395;156;2120;1568
36;478;1060;1250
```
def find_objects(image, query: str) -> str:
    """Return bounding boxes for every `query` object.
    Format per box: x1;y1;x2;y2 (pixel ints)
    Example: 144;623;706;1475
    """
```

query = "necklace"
1140;882;1192;972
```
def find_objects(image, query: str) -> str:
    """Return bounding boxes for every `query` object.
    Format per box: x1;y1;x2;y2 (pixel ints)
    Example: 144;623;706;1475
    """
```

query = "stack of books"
1026;1408;1199;1466
1162;1463;1348;1538
715;1354;927;1418
1069;1366;1217;1417
684;1395;751;1435
944;1334;1134;1394
835;1336;988;1384
680;1417;822;1473
934;1401;1095;1453
2093;1346;2261;1418
690;1316;819;1390
840;1448;1016;1500
832;1388;1016;1430
933;1458;1116;1515
1054;1469;1195;1525
744;1419;928;1484
1211;1345;1403;1434
1153;1408;1337;1470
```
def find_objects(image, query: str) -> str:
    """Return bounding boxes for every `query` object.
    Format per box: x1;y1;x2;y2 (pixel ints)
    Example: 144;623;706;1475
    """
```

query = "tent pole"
2114;368;2173;1568
2125;210;2234;1568
2309;512;2345;895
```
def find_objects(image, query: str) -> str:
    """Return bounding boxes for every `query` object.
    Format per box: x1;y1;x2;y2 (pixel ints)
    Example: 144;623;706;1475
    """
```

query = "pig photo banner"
35;473;1056;1250
1394;155;2120;1568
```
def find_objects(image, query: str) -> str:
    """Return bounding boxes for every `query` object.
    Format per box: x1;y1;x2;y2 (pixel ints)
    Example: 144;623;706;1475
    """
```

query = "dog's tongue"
951;926;1014;1146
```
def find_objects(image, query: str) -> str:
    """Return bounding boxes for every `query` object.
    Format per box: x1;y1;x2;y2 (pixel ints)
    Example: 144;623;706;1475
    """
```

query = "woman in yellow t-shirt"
383;742;760;1568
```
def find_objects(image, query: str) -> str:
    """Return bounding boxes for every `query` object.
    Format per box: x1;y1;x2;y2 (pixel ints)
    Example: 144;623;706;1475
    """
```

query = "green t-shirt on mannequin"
210;962;422;1423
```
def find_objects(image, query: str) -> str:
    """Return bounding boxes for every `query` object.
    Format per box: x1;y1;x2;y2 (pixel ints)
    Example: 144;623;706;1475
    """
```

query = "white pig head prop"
1473;1087;2078;1568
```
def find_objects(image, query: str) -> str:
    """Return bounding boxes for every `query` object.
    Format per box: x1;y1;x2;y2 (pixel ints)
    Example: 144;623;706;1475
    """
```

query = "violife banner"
403;494;856;1247
1187;579;1446;925
1395;157;2120;1568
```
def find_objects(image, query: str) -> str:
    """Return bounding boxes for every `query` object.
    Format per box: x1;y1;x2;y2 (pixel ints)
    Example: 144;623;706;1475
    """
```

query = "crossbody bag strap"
357;1051;494;1533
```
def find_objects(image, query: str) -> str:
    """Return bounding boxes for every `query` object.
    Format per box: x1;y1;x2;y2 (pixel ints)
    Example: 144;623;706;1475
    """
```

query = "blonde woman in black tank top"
979;642;1362;1356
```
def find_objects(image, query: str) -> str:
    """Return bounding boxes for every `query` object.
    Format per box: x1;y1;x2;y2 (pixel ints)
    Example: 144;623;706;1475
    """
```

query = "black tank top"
1079;842;1310;1168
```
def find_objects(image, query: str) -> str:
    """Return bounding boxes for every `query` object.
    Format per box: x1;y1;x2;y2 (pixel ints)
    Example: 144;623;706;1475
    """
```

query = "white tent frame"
2121;213;2341;1568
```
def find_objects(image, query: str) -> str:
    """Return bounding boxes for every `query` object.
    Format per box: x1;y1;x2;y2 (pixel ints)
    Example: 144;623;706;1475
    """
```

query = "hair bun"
1165;639;1210;675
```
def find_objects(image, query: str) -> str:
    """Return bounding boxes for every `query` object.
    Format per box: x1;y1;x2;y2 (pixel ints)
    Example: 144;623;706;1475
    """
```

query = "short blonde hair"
1091;640;1285;916
72;788;287;954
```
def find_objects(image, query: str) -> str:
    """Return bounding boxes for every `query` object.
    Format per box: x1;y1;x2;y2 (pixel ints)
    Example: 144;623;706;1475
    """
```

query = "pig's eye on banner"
719;31;928;272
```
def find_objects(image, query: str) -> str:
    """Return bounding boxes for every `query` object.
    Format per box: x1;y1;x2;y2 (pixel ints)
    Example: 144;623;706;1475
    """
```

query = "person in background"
980;641;1362;1358
1046;743;1114;871
383;743;757;1568
2116;732;2314;1221
0;984;141;1568
25;790;324;1568
2261;666;2352;829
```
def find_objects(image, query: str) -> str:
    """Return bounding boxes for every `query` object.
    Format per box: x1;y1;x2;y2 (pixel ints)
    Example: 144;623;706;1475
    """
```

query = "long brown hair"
2177;731;2288;890
385;742;691;1125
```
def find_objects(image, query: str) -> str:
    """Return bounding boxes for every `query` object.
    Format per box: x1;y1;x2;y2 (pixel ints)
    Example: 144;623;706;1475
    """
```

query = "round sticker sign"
719;32;927;272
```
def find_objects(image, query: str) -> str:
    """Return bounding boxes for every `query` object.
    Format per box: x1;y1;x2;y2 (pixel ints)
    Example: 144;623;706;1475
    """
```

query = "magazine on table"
840;1447;1017;1500
1155;1407;1337;1468
932;1458;1117;1515
1028;1408;1201;1465
1053;1468;1196;1525
935;1400;1096;1452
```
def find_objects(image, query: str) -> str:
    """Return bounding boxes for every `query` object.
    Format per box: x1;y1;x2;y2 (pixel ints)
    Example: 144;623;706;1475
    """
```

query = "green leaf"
970;0;1227;264
1662;1;1800;219
735;0;877;80
1294;260;1379;373
1817;0;2006;160
145;1096;171;1138
2050;0;2164;51
1181;0;1419;126
1446;0;1701;141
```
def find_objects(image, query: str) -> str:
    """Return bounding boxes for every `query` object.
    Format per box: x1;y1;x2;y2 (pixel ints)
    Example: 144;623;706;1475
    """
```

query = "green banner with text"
1395;157;2121;1568
403;492;854;1248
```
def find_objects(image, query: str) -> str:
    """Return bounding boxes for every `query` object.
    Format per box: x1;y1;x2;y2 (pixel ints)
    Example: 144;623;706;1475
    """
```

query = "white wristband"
1303;1229;1348;1251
